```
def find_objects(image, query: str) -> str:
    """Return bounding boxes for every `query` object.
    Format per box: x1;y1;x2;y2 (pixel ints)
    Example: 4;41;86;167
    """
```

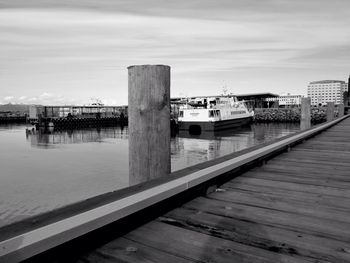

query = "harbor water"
0;123;300;228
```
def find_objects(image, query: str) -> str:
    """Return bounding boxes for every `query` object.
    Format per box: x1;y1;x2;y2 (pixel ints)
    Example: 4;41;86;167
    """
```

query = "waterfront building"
171;93;279;109
266;94;303;107
307;80;347;105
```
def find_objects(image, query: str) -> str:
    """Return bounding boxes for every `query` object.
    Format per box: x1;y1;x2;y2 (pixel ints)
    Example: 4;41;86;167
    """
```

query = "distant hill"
0;104;31;114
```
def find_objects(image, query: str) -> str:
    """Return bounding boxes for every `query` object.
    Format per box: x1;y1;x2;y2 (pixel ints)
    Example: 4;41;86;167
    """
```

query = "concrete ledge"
0;115;348;262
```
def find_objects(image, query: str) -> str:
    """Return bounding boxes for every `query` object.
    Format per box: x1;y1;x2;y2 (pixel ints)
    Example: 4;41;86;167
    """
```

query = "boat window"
216;110;221;117
179;111;183;117
209;110;214;117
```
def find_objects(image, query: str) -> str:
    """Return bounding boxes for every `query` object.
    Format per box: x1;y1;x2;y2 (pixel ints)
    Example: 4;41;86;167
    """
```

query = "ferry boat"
178;96;253;132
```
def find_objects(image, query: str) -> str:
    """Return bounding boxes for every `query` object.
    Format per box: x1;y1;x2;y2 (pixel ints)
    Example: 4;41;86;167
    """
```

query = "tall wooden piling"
338;104;344;118
300;97;311;130
327;102;335;121
128;65;171;185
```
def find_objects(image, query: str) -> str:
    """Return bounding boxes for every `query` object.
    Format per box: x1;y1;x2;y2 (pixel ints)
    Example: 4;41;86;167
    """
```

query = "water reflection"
172;123;300;170
24;123;300;171
26;126;128;148
0;122;300;228
0;124;129;229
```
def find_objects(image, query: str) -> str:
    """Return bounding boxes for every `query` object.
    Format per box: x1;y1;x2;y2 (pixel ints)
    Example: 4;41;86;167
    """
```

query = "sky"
0;0;350;105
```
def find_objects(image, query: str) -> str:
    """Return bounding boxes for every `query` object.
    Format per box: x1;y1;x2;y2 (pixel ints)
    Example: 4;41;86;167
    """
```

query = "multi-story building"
266;94;303;107
307;80;347;105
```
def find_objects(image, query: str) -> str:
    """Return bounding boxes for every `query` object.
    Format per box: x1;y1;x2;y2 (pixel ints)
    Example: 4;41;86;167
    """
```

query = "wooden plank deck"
73;117;350;263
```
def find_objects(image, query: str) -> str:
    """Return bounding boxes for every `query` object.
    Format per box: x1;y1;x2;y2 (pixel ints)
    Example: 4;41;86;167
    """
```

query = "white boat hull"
178;116;252;132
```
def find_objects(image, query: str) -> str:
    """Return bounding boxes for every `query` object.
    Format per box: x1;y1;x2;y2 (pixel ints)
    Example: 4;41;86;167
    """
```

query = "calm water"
0;123;299;228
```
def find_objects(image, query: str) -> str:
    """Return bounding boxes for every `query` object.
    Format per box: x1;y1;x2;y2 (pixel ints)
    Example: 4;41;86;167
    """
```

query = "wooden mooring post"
300;97;311;130
338;104;344;118
128;65;171;185
327;102;335;121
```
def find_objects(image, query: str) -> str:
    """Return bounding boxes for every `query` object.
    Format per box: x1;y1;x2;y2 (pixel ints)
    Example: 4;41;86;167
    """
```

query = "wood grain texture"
77;237;192;263
327;102;335;121
339;104;345;117
300;97;311;130
160;208;350;262
128;65;171;185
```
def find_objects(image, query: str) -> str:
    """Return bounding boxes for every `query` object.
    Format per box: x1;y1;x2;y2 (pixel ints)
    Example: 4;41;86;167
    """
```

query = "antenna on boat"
222;83;228;96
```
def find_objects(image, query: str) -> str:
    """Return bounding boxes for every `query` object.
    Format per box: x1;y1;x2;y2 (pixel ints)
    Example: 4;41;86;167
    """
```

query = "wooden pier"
72;116;350;262
0;115;346;262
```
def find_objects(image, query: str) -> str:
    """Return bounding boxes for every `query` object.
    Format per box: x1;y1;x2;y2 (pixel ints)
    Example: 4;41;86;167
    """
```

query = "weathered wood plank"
305;136;350;142
291;148;350;155
77;237;192;263
208;188;350;223
282;148;350;157
283;151;350;161
257;162;350;176
263;160;350;172
301;141;350;147
240;170;350;189
224;180;350;211
124;221;311;263
273;152;350;164
225;177;350;198
161;207;350;263
269;158;350;169
183;197;350;242
296;144;350;152
250;166;350;182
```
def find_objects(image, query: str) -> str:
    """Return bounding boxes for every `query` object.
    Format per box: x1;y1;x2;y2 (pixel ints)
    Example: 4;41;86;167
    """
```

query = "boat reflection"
178;125;252;139
171;123;300;170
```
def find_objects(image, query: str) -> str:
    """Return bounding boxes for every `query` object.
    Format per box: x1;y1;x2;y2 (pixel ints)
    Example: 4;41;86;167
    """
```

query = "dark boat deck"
75;117;350;263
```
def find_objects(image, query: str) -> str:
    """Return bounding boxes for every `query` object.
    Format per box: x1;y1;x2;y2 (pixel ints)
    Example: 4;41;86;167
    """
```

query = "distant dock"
0;116;26;123
28;105;128;128
0;111;27;123
27;105;181;131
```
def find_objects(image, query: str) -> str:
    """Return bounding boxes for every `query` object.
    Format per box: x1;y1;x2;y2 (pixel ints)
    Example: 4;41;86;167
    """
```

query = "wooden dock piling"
300;97;311;130
128;65;171;185
338;104;344;117
327;102;335;121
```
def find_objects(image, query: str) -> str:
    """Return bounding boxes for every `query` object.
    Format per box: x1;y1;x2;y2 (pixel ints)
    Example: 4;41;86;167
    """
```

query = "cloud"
0;1;349;101
1;0;349;20
27;97;38;102
1;93;82;105
4;96;14;101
